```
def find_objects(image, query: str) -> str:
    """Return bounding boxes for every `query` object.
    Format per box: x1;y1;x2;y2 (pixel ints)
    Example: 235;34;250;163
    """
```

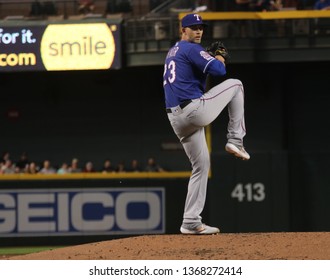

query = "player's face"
182;25;204;43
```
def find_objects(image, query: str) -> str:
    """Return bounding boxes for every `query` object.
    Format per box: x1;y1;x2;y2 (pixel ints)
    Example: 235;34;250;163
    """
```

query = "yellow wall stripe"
0;171;192;181
179;11;330;20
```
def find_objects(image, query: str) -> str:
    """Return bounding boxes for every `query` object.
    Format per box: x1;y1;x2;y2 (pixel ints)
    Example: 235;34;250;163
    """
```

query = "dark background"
1;1;330;239
1;61;329;170
1;60;330;235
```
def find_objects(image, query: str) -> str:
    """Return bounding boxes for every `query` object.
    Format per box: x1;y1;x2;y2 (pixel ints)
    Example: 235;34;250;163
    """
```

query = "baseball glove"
206;41;230;62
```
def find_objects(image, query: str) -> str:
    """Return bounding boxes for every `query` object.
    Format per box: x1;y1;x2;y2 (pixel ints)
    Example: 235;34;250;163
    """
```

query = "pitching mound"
6;232;330;260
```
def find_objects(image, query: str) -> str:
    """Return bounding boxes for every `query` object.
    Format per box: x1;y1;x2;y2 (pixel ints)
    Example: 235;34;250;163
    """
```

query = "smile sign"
0;22;121;72
41;23;116;71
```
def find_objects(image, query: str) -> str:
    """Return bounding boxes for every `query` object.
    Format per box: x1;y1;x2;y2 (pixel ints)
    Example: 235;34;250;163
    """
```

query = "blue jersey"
163;40;226;108
314;0;330;9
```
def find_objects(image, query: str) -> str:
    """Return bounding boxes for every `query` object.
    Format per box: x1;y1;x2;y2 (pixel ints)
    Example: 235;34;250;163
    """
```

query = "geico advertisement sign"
0;188;164;236
0;23;121;72
41;23;116;70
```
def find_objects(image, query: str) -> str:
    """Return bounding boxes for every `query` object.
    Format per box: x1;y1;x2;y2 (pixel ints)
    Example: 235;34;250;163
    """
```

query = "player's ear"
181;27;186;36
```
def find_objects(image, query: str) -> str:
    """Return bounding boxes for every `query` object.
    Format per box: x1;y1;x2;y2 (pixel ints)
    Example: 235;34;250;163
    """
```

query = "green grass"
0;246;64;255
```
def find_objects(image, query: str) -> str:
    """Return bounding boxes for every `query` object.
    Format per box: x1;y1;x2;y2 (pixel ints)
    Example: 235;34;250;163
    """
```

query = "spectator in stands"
30;0;44;16
57;162;70;174
15;152;30;172
69;158;82;173
314;0;330;9
39;160;56;174
25;162;39;174
115;161;126;172
30;0;57;16
144;157;165;172
43;1;58;15
101;159;115;173
1;159;16;174
83;161;96;172
127;159;142;172
296;0;316;9
78;0;95;14
281;0;298;8
252;0;282;11
1;151;10;165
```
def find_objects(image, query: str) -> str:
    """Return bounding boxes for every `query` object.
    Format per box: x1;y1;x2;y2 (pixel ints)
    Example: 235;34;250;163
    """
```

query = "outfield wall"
2;151;330;246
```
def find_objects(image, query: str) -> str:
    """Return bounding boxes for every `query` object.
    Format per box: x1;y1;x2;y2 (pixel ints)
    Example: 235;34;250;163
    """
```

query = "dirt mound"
7;232;330;260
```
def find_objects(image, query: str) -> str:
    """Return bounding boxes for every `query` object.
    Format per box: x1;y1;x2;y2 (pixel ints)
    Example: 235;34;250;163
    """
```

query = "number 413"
231;183;266;202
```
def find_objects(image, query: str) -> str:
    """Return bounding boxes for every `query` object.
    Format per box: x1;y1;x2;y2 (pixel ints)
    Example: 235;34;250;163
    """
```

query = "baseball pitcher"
163;13;250;235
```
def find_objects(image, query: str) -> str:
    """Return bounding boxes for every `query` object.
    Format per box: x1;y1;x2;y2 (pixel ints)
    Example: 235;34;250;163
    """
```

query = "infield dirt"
5;232;330;260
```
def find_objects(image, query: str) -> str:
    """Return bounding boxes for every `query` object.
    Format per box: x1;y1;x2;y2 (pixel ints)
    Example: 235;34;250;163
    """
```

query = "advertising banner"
0;22;121;72
0;187;164;236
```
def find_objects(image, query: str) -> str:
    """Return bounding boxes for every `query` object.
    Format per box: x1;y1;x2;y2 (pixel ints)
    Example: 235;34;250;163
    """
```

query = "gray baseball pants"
167;78;246;227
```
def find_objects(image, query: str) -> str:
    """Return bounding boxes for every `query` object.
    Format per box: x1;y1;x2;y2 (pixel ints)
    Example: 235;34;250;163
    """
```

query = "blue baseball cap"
181;13;207;28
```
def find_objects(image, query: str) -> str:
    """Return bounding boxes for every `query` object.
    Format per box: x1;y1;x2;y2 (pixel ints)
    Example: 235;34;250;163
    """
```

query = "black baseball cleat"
225;143;250;160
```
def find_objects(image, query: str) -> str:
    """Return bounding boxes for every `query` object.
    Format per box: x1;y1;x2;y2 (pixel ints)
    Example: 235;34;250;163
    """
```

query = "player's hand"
206;41;230;63
215;54;226;65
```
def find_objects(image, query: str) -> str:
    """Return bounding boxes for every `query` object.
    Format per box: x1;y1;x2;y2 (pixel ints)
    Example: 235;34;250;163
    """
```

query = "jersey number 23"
163;61;176;86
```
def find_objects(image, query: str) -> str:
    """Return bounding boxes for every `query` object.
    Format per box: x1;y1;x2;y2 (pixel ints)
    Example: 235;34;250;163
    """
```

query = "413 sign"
231;183;266;202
